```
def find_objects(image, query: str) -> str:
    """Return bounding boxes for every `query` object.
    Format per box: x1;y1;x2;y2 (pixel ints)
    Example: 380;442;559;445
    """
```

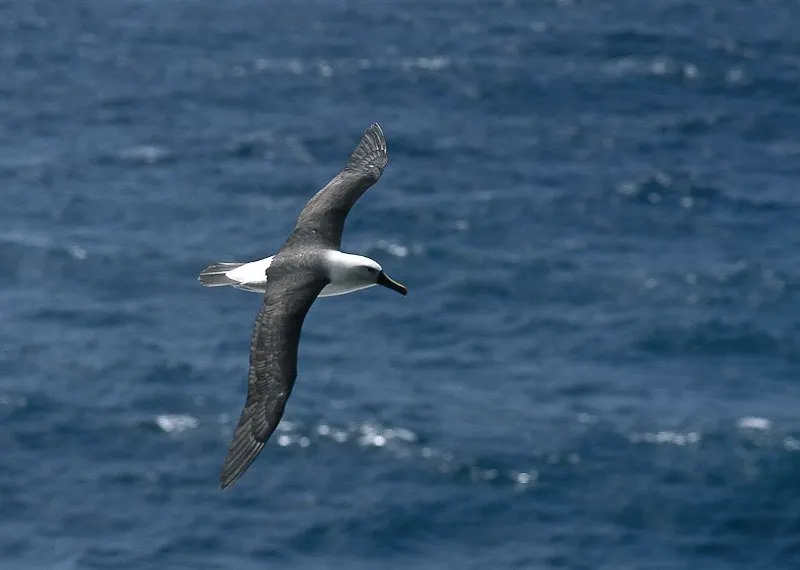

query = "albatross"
198;123;407;489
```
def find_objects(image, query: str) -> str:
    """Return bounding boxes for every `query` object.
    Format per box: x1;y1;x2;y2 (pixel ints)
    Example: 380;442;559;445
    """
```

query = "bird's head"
328;253;407;296
357;258;408;296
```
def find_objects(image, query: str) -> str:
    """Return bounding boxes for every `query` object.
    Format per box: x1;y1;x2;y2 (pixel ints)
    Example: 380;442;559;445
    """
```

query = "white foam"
513;470;538;485
118;145;170;164
374;239;424;258
783;436;800;451
629;430;701;446
737;416;771;431
155;414;199;433
67;245;87;260
0;394;27;407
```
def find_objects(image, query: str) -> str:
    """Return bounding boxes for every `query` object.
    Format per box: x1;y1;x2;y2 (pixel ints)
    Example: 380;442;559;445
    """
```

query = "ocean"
2;0;800;568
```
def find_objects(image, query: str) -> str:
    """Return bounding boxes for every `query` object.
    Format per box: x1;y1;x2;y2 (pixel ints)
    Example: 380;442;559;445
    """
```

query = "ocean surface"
3;0;800;568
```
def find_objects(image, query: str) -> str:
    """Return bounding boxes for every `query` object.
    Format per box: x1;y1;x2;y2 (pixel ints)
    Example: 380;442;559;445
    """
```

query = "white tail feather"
198;257;273;293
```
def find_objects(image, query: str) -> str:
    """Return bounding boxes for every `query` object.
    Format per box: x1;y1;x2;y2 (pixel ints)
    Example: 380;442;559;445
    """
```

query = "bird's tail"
198;262;245;287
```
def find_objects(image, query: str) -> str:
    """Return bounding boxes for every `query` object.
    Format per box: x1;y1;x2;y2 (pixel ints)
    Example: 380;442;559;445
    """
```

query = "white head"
324;252;408;296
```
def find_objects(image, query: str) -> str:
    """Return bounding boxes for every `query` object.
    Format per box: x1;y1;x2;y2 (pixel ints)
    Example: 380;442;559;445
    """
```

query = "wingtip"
343;121;388;175
218;445;261;490
218;467;237;491
367;123;385;147
219;466;236;490
217;412;268;491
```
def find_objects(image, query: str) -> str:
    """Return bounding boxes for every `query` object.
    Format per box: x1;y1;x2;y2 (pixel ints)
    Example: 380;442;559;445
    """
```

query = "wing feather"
219;267;327;489
291;123;388;248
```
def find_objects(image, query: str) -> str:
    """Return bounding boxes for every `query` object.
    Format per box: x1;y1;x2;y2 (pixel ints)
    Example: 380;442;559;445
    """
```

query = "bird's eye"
365;266;377;273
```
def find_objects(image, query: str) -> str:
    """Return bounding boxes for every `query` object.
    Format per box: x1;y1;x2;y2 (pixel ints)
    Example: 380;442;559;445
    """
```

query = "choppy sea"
3;1;800;568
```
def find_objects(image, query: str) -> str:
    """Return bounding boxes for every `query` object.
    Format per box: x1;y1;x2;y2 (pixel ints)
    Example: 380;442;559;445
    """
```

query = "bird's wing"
291;123;388;249
219;265;328;489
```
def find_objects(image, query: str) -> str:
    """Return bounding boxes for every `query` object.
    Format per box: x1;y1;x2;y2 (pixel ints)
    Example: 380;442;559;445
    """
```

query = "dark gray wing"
291;123;388;249
219;266;328;489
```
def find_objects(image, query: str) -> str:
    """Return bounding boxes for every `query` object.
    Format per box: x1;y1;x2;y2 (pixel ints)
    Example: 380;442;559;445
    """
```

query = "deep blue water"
3;0;800;568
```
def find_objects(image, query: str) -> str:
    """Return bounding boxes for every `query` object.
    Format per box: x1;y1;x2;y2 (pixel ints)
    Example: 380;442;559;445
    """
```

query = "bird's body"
198;123;407;489
199;251;384;297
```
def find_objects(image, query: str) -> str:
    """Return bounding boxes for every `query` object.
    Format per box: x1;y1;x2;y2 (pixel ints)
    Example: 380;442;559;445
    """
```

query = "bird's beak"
376;271;408;296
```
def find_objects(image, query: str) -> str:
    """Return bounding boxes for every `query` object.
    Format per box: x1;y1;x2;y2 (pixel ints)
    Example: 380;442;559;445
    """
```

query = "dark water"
3;0;800;568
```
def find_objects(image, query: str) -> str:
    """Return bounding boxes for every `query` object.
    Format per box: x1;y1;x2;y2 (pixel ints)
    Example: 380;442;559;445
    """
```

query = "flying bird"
199;123;407;489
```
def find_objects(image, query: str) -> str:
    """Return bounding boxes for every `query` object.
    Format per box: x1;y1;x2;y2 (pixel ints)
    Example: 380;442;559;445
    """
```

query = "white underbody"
222;252;378;297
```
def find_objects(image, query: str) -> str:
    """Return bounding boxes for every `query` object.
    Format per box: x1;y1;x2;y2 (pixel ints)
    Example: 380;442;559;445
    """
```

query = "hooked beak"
376;271;408;296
